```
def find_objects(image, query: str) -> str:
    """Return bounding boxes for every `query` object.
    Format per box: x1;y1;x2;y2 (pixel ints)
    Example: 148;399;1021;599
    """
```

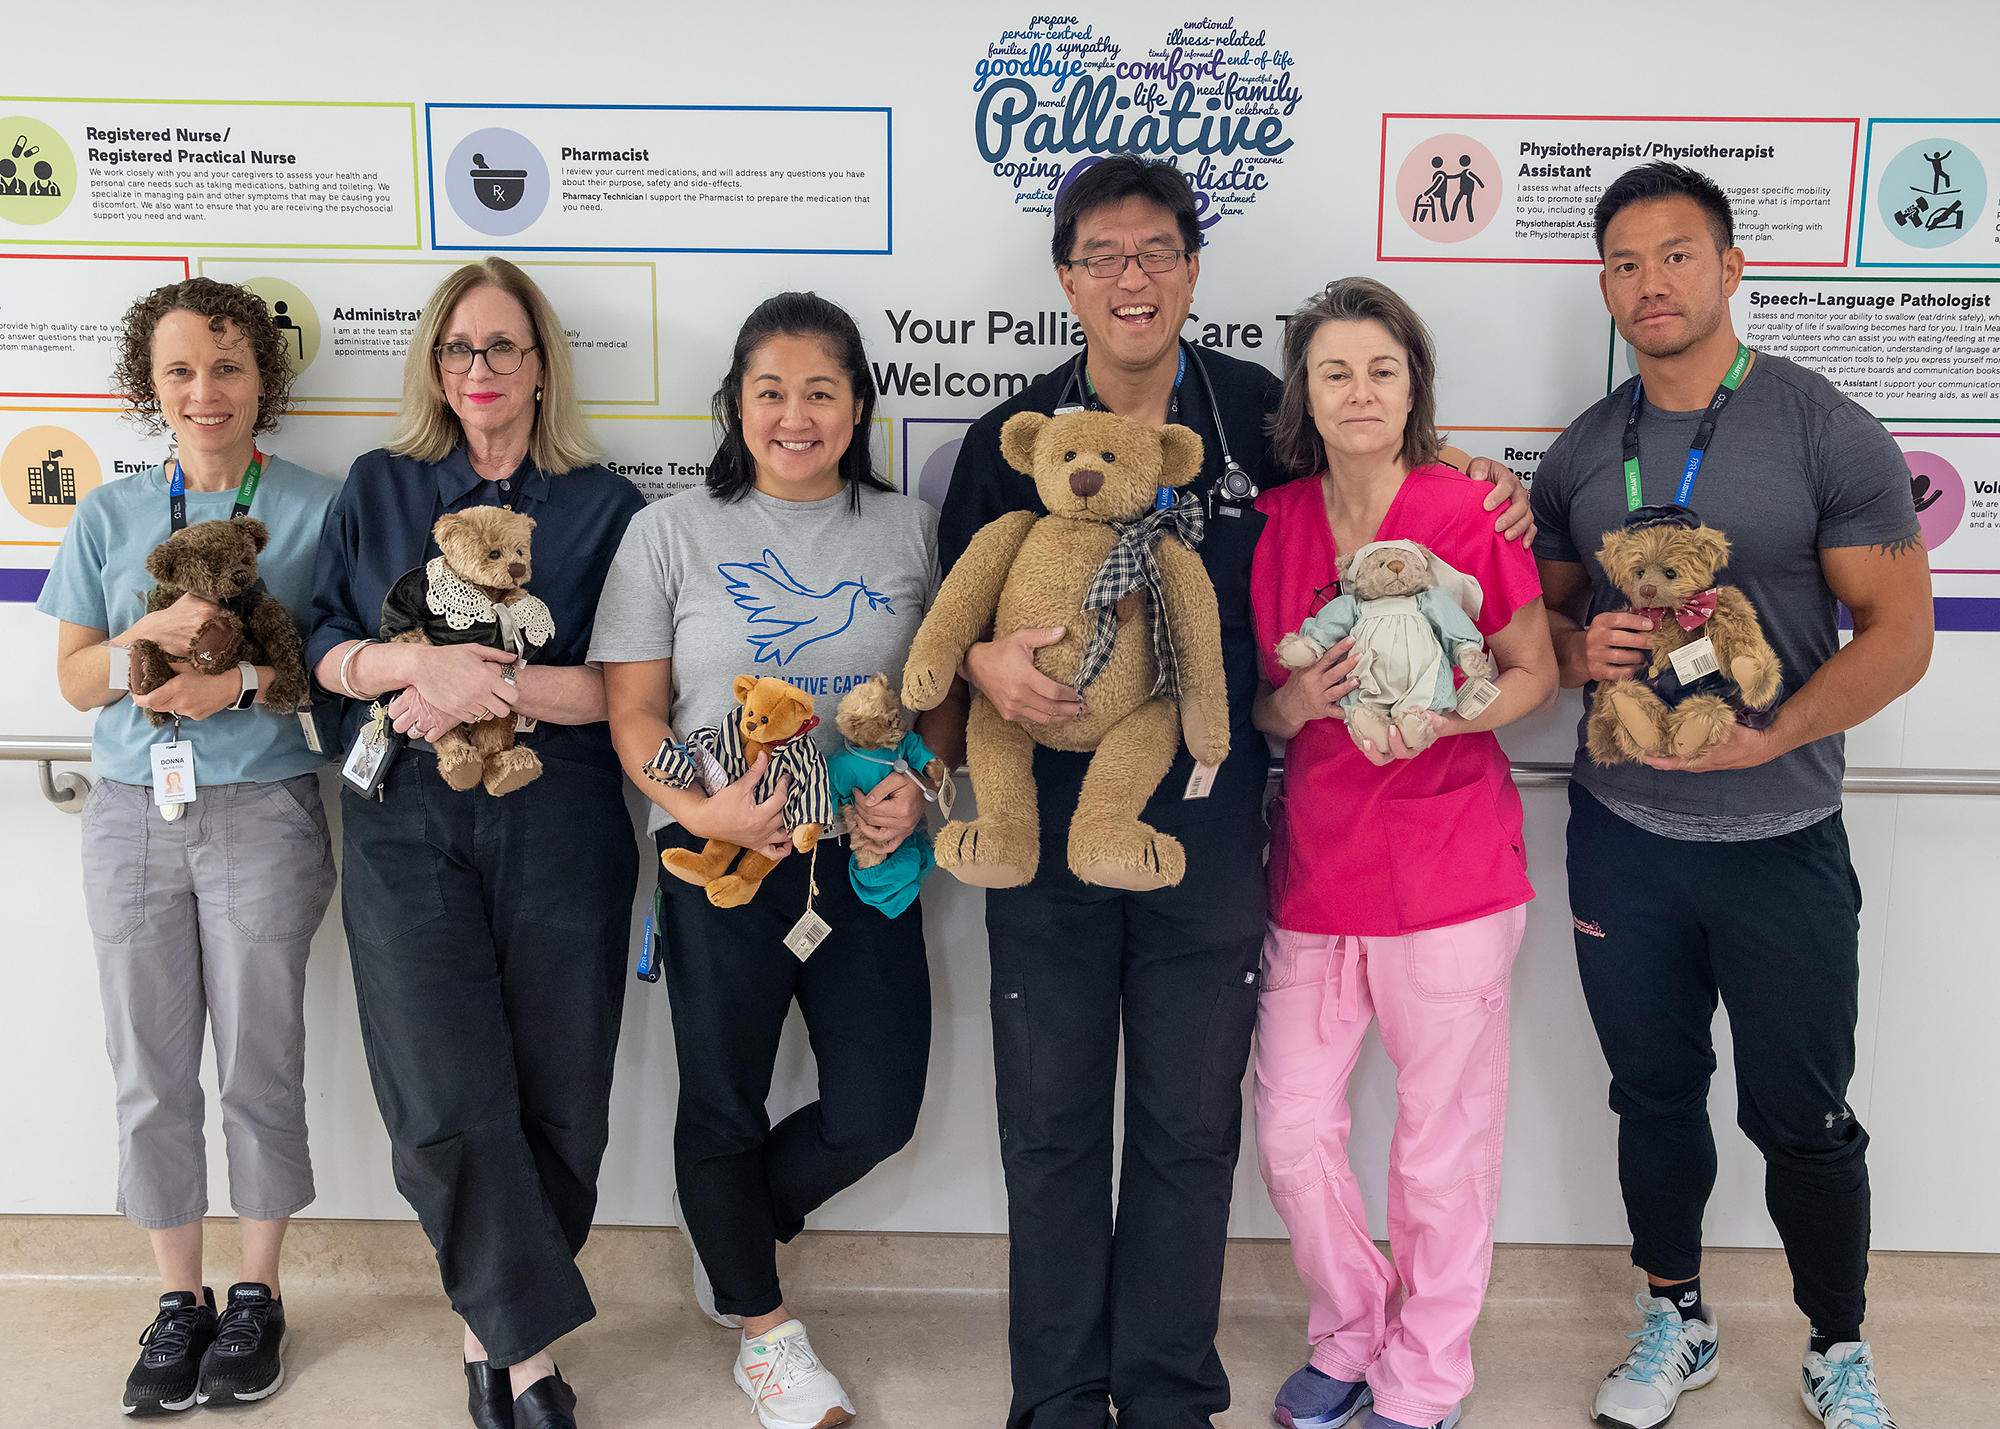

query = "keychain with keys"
150;714;196;821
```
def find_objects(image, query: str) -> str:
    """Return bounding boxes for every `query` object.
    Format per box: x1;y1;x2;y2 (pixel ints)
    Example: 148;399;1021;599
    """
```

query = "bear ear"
1155;422;1204;489
1691;526;1730;576
146;539;180;587
1000;411;1048;475
1335;551;1356;583
868;671;890;691
784;687;817;729
431;513;463;547
733;674;759;705
237;517;270;553
521;516;538;532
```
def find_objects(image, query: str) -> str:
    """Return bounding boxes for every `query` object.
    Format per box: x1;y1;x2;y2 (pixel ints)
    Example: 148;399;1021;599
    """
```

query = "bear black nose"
1639;583;1658;600
1069;468;1103;499
508;562;526;579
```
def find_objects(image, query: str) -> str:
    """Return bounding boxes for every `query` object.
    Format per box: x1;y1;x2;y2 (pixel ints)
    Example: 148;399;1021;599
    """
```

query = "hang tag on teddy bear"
1183;761;1219;800
783;845;833;961
1669;637;1721;684
1455;677;1502;719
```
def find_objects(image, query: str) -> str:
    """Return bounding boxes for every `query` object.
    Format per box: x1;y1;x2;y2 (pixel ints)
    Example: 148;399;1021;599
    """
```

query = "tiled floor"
9;1220;1993;1427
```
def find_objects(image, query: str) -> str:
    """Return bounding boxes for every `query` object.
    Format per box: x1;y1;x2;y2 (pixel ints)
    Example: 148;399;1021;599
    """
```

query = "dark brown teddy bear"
128;517;308;726
380;506;550;796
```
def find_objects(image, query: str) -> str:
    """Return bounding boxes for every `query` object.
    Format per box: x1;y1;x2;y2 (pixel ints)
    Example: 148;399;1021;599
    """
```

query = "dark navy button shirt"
309;444;646;769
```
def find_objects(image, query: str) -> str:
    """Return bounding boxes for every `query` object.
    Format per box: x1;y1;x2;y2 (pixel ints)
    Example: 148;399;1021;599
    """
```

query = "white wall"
3;0;1997;1253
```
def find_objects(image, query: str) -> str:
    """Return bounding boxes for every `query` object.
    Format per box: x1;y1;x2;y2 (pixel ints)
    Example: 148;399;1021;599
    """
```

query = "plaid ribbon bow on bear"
1075;488;1206;698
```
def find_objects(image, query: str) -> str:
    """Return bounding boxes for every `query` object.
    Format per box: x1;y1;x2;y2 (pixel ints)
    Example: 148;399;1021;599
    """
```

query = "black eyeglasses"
1062;249;1190;279
436;340;537;375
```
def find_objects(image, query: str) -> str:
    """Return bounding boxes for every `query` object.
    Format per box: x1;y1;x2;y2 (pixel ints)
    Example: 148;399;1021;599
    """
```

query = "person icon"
1413;155;1448;222
1923;149;1953;193
271;300;304;359
28;160;60;197
1446;155;1485;222
0;158;23;197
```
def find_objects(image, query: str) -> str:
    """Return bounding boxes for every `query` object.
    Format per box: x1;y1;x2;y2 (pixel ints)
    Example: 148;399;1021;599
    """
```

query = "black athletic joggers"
1565;783;1870;1335
654;824;931;1320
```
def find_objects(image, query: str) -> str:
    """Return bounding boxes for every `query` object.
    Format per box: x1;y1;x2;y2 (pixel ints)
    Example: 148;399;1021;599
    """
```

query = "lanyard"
170;451;265;532
1082;343;1186;423
1622;343;1751;511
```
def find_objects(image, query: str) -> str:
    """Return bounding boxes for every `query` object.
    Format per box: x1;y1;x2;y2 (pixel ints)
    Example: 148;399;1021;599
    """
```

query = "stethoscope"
1057;339;1259;519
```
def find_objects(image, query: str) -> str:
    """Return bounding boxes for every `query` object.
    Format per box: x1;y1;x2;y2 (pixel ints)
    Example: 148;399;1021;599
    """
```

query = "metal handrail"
0;734;94;813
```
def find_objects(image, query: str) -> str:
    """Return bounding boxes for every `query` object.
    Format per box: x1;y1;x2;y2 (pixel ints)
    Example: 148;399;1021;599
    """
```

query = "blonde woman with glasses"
307;258;644;1429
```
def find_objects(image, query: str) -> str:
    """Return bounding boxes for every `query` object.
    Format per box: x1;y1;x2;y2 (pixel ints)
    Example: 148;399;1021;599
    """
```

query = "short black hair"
1593;162;1734;257
706;291;892;512
1051;154;1204;269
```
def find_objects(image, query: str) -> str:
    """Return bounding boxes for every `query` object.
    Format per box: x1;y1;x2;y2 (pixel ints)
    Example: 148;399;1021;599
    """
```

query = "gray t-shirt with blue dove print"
590;482;939;832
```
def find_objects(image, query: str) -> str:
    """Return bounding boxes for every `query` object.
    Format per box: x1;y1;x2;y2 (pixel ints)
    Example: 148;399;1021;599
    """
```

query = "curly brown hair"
112;277;296;436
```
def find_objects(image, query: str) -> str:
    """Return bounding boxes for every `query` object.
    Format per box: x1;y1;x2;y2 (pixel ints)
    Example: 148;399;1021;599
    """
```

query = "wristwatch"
231;661;259;711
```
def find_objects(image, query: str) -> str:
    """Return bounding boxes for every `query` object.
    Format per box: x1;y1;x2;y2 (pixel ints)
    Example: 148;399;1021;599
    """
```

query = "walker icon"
1395;134;1500;243
29;449;76;506
470;153;527;211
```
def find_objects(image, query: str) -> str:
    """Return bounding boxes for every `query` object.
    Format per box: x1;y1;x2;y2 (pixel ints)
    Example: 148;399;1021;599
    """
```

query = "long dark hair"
706;292;891;512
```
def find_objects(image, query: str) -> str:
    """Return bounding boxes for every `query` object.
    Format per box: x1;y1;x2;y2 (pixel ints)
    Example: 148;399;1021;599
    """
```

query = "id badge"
150;741;195;807
340;722;402;797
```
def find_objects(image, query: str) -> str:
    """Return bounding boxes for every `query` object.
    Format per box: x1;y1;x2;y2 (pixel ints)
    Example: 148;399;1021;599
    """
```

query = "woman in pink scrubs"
1249;277;1558;1429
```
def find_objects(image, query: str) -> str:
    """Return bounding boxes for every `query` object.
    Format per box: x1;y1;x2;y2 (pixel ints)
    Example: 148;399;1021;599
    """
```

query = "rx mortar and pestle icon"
469;152;527;211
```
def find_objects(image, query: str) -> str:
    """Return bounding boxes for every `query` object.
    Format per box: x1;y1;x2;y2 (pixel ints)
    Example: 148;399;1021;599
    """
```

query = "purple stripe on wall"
0;569;48;603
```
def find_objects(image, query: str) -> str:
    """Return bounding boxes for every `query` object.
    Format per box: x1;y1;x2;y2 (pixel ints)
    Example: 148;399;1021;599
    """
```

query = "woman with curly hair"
37;277;342;1415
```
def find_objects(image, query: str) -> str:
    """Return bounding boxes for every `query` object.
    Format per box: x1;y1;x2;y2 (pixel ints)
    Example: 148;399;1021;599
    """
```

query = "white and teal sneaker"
1801;1341;1896;1428
1592;1293;1719;1428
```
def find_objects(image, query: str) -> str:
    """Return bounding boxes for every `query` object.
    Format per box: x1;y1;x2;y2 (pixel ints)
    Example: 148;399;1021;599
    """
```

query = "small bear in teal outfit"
826;674;947;918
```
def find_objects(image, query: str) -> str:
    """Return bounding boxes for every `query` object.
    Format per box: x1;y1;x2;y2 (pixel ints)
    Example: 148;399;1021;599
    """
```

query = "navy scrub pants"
1565;783;1871;1336
987;796;1269;1429
340;752;639;1366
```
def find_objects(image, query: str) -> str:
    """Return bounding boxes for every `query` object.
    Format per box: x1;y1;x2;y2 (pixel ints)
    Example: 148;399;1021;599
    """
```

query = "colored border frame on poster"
0;253;190;399
1603;277;2000;422
0;97;423;250
424;104;893;255
1378;113;1861;267
194;256;661;406
1857;118;2000;269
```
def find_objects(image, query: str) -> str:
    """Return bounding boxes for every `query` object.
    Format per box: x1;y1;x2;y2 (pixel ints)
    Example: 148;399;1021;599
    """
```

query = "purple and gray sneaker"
1272;1363;1372;1428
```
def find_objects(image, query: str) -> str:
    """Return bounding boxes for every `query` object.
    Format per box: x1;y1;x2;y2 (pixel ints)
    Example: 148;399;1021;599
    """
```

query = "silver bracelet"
337;639;378;700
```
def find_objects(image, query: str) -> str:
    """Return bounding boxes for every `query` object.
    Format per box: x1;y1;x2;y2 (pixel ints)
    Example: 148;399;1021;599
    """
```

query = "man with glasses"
932;154;1532;1429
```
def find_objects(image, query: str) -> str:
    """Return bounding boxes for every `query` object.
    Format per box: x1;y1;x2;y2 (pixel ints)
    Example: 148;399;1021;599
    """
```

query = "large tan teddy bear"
1587;506;1782;765
902;409;1229;891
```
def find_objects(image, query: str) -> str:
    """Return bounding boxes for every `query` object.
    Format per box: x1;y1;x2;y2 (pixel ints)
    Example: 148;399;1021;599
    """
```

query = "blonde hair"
388;258;602;474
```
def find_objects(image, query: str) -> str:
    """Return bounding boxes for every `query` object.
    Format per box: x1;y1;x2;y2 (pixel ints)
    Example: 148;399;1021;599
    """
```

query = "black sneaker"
195;1282;288;1406
123;1288;218;1416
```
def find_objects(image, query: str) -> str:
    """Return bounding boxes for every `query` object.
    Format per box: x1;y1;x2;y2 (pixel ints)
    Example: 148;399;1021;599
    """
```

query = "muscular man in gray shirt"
1531;163;1931;1429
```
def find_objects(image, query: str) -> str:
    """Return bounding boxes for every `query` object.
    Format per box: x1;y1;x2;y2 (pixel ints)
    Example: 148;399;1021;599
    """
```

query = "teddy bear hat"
1344;539;1485;622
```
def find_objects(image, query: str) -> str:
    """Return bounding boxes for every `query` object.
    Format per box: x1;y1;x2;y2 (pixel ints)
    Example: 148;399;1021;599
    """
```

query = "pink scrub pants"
1254;904;1525;1426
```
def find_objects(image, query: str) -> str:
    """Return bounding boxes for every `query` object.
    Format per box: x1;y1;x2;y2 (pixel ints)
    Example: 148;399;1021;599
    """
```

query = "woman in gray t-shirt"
596;293;940;1425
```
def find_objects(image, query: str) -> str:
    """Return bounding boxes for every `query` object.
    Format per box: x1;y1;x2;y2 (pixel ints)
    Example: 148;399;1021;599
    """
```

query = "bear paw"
934;817;1037;889
482;745;542;797
1275;633;1325;670
1069;820;1185;891
1669;697;1734;764
704;873;765;909
1608;687;1666;755
436;738;485;791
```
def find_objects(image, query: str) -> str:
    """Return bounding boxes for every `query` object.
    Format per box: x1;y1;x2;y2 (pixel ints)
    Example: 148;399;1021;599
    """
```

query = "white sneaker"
1592;1293;1720;1428
1801;1341;1897;1428
733;1320;856;1429
672;1188;740;1329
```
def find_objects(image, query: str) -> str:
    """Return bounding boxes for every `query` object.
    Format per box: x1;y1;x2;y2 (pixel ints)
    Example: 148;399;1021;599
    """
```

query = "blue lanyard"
1622;344;1751;511
1081;344;1187;423
169;452;264;532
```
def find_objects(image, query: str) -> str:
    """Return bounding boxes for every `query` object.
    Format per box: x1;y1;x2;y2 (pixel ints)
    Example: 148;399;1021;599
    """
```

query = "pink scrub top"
1251;465;1542;936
